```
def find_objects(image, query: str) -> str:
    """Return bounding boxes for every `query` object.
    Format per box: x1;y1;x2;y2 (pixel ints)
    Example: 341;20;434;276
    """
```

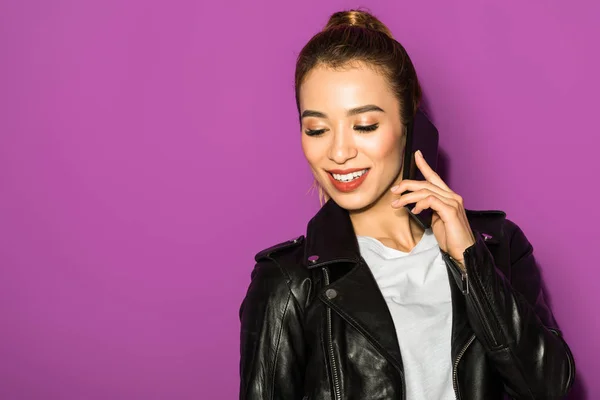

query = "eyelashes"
304;128;327;137
304;123;379;137
354;123;379;132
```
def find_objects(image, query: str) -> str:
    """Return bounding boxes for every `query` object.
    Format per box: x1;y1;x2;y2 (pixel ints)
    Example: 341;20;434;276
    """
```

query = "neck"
349;188;425;253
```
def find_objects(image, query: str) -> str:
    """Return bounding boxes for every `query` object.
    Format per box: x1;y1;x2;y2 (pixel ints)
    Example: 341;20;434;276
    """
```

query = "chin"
327;190;376;212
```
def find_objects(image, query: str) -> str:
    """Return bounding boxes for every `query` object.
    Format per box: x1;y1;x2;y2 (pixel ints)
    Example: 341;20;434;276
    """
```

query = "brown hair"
294;9;422;125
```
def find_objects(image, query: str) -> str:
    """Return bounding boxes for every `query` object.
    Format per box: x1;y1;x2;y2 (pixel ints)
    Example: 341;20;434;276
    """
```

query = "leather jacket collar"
303;199;362;269
303;198;505;270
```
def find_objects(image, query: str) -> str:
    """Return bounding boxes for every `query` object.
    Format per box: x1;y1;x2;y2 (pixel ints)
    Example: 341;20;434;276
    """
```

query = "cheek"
359;128;403;163
301;136;323;166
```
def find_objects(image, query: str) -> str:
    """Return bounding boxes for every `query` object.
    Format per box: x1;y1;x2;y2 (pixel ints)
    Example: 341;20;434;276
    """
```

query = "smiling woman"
299;66;406;208
239;9;575;400
301;102;385;194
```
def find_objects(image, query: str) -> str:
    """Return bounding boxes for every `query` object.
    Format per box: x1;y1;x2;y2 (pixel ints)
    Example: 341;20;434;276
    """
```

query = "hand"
390;150;476;268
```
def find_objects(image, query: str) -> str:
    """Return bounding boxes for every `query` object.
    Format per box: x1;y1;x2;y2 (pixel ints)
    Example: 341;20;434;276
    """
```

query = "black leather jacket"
239;200;575;399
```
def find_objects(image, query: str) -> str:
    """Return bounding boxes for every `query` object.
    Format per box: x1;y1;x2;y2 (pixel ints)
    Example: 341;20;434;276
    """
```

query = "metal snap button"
325;289;337;299
482;233;492;241
308;255;319;264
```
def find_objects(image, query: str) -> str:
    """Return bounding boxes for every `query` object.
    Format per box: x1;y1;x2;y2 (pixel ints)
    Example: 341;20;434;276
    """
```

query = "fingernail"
391;199;400;207
391;185;399;192
416;150;423;157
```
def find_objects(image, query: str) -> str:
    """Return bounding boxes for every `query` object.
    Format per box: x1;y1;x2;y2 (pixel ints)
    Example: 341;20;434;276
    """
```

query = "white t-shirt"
357;229;454;400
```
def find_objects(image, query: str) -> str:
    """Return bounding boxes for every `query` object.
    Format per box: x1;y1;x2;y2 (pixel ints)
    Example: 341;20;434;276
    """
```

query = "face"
299;64;405;211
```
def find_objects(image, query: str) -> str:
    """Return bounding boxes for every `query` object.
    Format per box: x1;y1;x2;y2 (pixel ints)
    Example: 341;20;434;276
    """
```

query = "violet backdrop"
1;0;598;399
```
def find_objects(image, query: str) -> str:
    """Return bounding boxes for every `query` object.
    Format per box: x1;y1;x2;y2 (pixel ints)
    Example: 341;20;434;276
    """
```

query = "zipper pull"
447;253;469;295
461;270;469;295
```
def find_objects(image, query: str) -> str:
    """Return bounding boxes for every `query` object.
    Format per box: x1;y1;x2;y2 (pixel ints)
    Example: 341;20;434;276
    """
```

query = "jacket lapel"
303;201;404;372
320;261;405;372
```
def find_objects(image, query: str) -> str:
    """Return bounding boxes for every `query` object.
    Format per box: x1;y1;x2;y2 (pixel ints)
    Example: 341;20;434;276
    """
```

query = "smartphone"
401;108;440;230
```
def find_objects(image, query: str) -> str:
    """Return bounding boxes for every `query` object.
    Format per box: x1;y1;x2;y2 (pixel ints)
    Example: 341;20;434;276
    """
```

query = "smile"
331;169;369;182
326;168;371;193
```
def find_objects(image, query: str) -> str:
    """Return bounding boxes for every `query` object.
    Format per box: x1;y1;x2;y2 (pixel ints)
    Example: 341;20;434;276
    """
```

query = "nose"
328;128;358;165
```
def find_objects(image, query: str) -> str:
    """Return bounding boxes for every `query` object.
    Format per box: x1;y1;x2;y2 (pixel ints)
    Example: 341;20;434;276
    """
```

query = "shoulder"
466;209;533;264
254;235;305;263
240;236;310;323
250;235;311;301
465;209;507;241
465;209;528;245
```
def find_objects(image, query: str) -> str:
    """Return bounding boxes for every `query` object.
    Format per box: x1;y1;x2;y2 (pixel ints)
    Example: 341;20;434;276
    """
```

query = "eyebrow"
300;104;385;119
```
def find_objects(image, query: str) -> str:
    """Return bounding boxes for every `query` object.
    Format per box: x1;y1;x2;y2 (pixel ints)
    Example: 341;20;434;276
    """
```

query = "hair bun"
324;10;394;39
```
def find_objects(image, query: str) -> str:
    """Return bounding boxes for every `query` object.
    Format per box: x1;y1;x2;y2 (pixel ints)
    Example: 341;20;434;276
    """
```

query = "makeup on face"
299;65;404;209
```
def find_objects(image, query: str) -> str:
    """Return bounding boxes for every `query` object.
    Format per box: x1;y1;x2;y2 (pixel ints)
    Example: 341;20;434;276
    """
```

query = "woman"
239;10;575;400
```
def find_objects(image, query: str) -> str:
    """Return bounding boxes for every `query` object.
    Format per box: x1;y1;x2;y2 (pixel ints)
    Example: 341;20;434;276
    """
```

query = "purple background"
1;0;598;399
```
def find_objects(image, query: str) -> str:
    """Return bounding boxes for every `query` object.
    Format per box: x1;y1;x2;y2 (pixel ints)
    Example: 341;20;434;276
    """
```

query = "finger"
391;189;454;208
411;195;461;220
391;179;453;199
414;150;452;192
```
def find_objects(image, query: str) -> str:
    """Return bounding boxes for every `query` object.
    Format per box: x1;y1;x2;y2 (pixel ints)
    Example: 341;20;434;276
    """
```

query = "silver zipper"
452;334;475;400
445;254;469;295
447;254;498;348
323;268;342;400
460;269;469;295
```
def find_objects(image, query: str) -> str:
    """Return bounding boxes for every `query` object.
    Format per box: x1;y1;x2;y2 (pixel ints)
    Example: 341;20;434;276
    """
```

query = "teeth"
332;169;368;182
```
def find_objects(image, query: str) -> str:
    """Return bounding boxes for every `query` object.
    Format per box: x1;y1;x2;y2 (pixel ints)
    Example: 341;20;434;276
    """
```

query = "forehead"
299;63;398;112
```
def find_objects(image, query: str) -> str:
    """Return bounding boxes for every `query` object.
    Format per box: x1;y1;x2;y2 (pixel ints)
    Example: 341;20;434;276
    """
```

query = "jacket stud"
308;255;320;264
482;233;493;241
325;289;337;299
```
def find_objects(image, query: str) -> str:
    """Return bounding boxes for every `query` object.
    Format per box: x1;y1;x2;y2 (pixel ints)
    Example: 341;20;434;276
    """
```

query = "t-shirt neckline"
357;229;437;259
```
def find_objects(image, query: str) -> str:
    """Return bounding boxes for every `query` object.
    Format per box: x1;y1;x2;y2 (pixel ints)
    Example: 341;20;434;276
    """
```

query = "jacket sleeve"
239;259;306;400
445;220;575;399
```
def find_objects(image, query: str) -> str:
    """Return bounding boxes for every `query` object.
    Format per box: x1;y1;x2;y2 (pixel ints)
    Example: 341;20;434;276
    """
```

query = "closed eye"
304;128;327;137
354;123;379;132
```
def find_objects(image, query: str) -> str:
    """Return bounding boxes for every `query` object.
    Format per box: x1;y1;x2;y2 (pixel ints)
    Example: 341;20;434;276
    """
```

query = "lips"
326;168;370;193
328;168;367;174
